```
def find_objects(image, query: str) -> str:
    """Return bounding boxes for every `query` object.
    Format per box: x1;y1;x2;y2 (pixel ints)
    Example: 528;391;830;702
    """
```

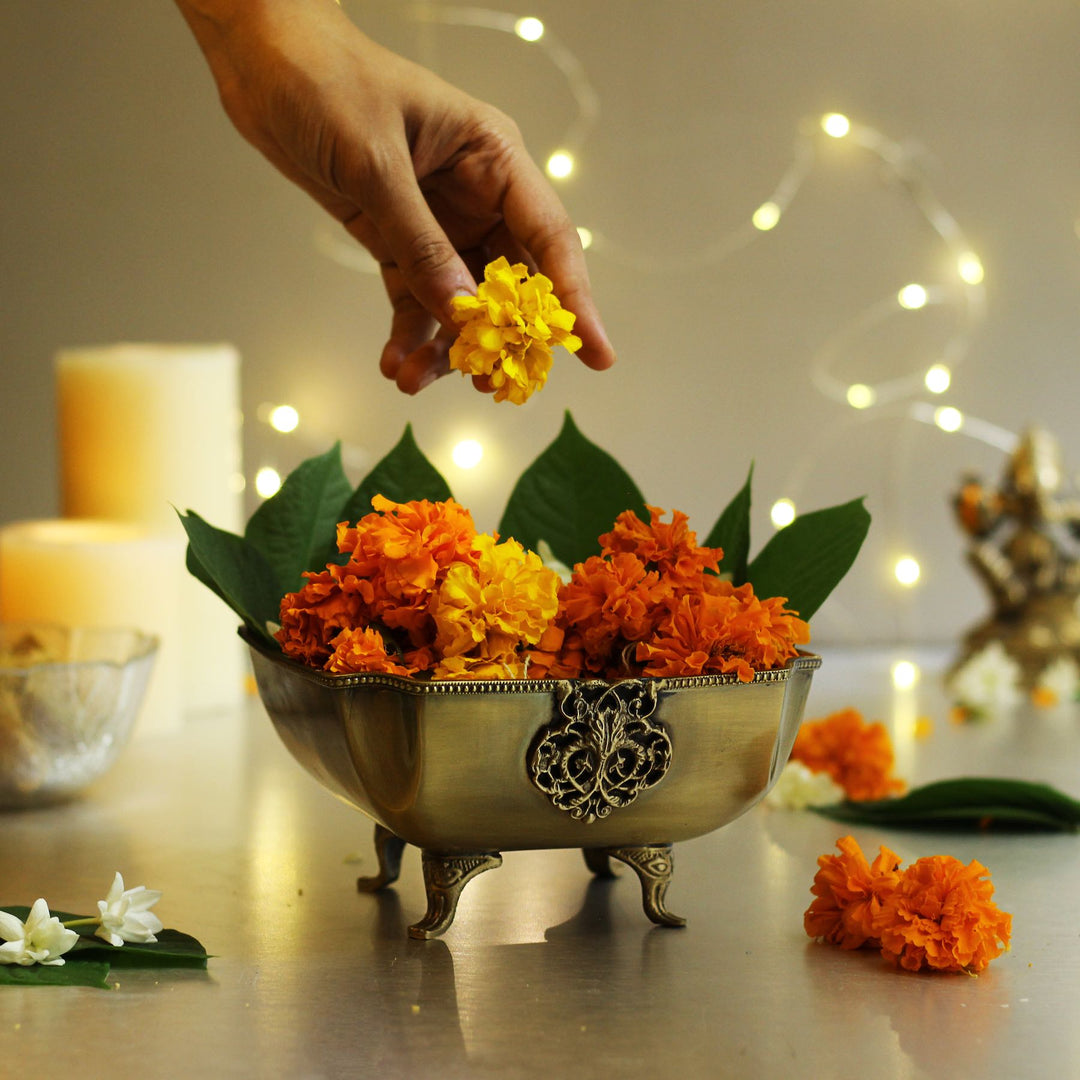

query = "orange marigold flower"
804;835;902;950
600;505;722;586
637;582;809;681
790;707;906;802
875;855;1012;974
558;552;661;670
448;256;582;405
339;495;477;600
527;626;586;680
276;570;367;667
324;626;416;677
333;496;478;646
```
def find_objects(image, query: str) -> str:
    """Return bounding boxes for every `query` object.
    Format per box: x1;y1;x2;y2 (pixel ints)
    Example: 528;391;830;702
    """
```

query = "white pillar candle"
55;343;245;715
0;520;186;736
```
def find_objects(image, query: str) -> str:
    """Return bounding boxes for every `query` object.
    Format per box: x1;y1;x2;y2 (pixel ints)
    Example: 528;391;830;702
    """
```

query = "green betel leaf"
336;424;453;528
703;463;753;584
71;929;210;969
811;777;1080;832
746;497;871;620
0;959;111;989
244;442;353;593
499;411;648;567
178;510;280;646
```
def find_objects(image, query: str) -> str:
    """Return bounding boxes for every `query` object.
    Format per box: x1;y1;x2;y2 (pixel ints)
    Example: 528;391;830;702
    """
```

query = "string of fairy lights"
257;6;1026;628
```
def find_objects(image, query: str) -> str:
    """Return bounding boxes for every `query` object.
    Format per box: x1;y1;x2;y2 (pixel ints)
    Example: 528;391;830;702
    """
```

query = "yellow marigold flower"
449;256;582;405
431;534;560;659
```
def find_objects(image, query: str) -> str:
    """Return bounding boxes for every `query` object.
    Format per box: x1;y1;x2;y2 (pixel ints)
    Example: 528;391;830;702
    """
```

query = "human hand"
175;0;615;393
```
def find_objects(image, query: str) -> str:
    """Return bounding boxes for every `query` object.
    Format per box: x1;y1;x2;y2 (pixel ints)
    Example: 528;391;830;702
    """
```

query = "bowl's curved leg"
582;847;617;878
356;824;407;892
408;850;503;940
607;844;686;928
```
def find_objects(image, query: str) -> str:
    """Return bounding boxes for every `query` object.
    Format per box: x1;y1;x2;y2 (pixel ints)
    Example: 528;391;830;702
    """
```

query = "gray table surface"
2;647;1078;1079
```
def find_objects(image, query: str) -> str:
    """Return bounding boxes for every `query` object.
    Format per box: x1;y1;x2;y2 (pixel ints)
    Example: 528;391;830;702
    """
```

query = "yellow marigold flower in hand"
449;256;582;405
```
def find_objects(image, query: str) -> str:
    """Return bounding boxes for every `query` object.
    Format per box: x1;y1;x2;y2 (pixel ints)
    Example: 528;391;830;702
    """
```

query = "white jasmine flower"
0;898;79;966
95;872;163;946
948;641;1023;716
1034;655;1080;706
765;761;845;810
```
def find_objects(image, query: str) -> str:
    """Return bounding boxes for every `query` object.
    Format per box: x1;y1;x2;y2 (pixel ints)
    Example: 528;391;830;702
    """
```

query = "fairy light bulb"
897;283;928;310
934;405;963;433
821;113;851;138
924;364;951;394
513;16;545;41
451;439;484;469
770;498;797;529
752;201;781;231
891;660;919;690
957;252;984;285
268;404;299;433
576;226;594;250
255;466;282;499
546;151;574;180
846;383;876;409
894;556;921;587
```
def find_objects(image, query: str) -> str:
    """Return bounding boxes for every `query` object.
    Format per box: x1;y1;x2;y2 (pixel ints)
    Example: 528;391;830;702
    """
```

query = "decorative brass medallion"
528;680;672;823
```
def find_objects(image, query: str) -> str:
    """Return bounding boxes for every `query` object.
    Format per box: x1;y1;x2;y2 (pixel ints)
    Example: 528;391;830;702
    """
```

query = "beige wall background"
3;0;1079;646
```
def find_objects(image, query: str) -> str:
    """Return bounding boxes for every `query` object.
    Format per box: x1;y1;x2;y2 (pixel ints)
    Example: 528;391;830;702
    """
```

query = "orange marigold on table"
790;707;905;801
805;836;1011;975
804;834;902;950
448;256;582;405
875;854;1012;974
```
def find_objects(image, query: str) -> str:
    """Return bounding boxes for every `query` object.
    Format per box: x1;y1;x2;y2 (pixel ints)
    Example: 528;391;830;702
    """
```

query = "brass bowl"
245;630;820;938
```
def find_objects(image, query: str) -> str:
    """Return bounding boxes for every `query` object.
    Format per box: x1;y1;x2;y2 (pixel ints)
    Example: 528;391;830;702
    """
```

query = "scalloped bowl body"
0;623;158;809
247;636;820;853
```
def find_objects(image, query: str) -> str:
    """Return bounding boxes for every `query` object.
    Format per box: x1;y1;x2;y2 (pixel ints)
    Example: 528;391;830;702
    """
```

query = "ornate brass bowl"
245;630;820;938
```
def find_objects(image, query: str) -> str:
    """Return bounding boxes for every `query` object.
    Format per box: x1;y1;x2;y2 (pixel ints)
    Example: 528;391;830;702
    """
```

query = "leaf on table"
0;959;111;989
811;777;1080;832
747;497;871;620
498;410;648;568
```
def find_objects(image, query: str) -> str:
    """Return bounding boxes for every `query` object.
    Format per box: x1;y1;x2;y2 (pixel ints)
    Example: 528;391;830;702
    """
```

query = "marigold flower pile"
448;256;582;405
789;707;906;802
804;835;1012;974
275;497;810;682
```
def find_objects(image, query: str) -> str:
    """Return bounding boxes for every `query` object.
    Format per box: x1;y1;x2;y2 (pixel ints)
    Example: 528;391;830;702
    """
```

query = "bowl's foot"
408;850;503;940
588;843;686;928
356;824;406;892
582;847;617;878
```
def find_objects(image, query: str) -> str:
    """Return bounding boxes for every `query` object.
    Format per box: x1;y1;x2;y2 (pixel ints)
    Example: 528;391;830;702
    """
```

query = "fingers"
502;157;617;373
352;162;477;335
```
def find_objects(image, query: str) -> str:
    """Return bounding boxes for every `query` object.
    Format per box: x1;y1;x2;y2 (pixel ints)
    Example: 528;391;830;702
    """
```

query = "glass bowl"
0;623;158;808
